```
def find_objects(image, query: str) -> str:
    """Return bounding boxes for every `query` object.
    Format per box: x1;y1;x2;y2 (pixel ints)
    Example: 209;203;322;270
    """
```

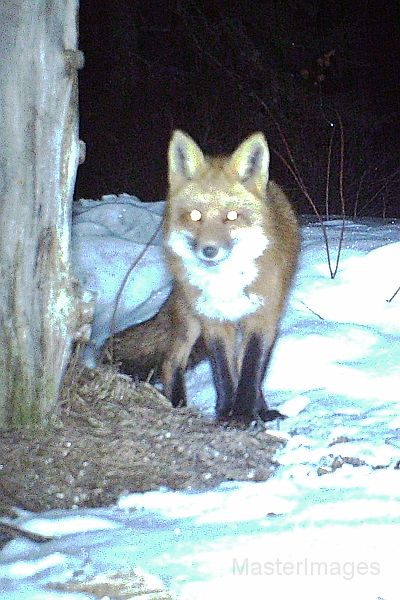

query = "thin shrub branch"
256;94;346;279
106;217;163;362
387;285;400;303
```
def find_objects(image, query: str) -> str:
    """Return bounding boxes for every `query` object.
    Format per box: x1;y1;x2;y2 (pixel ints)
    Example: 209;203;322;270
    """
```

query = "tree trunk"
0;0;89;428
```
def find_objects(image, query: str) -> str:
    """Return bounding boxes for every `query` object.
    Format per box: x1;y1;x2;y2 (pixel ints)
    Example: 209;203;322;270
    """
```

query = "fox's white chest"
193;264;264;320
167;226;268;321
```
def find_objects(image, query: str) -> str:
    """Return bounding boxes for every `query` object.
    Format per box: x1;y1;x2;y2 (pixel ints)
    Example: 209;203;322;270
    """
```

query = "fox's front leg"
233;323;284;423
162;319;200;407
202;322;238;419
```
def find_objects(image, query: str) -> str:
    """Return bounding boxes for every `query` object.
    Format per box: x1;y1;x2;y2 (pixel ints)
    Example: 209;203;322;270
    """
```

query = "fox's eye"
226;210;238;221
190;209;202;221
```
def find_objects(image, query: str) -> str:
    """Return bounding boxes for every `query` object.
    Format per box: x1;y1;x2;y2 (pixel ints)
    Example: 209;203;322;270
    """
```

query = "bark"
0;0;91;428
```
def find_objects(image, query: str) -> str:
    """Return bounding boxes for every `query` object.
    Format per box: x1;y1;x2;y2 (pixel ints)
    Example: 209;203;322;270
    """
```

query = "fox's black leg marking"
163;321;200;408
170;367;187;407
233;333;285;423
232;333;263;420
255;337;285;422
207;338;236;419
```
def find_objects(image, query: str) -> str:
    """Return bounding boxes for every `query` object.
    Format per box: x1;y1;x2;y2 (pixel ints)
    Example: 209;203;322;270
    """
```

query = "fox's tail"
105;292;204;380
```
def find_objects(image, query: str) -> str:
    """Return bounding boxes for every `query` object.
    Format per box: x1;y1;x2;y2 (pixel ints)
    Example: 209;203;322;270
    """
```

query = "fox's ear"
168;130;206;190
229;132;270;194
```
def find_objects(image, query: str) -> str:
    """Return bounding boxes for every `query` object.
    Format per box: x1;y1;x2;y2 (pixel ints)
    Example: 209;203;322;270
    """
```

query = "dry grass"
0;360;283;516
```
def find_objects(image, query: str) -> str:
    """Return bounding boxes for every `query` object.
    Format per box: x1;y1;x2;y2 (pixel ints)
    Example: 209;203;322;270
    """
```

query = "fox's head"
164;130;270;268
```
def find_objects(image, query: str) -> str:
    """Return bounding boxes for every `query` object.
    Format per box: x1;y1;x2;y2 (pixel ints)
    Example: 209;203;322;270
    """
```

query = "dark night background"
76;0;400;218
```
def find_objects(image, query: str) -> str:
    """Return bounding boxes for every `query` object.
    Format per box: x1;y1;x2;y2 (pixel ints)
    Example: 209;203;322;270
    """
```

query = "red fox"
111;130;300;423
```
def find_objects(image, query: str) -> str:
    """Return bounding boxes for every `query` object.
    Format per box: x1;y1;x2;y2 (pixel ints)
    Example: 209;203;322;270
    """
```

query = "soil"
0;362;284;518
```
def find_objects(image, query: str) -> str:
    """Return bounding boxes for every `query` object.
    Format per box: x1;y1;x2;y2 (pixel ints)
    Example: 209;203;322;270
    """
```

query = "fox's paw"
228;399;287;426
257;407;287;422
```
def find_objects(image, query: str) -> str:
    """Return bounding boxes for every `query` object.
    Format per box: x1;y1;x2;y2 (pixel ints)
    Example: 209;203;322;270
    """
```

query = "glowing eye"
226;210;238;221
190;209;202;221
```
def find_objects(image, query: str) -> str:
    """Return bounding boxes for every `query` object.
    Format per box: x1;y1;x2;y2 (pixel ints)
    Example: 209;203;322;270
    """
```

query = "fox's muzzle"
192;240;233;264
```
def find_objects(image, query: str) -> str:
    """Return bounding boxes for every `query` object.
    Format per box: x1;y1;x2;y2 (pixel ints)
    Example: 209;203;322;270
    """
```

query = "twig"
353;169;367;219
331;111;346;280
256;95;346;279
107;220;163;361
325;122;335;220
0;523;53;543
387;285;400;303
357;165;400;216
298;300;325;320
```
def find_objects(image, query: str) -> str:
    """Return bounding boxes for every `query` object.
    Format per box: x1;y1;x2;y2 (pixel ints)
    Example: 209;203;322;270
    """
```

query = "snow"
1;194;399;599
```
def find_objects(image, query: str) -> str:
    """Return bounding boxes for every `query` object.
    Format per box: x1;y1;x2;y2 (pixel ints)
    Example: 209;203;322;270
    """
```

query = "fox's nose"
202;245;219;259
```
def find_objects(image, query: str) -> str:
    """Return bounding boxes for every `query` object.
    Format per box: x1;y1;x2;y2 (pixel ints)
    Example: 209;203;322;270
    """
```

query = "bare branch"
387;285;400;303
107;219;163;362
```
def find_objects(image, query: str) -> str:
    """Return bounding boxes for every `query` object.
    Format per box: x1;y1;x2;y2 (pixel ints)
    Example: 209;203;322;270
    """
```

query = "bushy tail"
105;292;205;381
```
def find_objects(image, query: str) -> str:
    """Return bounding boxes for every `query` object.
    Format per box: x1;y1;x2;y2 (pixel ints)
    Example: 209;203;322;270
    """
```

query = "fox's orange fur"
111;130;300;422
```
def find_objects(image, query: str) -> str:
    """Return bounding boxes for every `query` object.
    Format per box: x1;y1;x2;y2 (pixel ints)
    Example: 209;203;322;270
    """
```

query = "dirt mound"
0;362;284;515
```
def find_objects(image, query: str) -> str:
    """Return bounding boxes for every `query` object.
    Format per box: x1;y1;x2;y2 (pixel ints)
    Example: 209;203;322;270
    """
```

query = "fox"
110;130;300;423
